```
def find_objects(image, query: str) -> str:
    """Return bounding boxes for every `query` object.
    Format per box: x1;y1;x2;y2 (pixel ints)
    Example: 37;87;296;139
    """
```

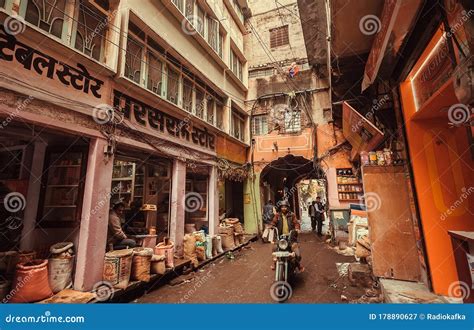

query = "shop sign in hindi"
0;25;104;98
113;90;215;150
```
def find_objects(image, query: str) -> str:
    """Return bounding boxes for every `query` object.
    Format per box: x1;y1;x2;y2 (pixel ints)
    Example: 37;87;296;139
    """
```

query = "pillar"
208;166;219;236
169;158;186;257
20;141;46;250
74;138;114;291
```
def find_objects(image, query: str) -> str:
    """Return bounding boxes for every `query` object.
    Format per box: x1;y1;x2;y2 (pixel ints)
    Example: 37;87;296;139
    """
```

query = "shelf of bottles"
336;168;364;202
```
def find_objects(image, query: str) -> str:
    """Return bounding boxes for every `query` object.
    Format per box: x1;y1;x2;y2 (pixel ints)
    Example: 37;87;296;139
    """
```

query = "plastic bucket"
131;248;153;282
103;249;133;289
9;259;53;303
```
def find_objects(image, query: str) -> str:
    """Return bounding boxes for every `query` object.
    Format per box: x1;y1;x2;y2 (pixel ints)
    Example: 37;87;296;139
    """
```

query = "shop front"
399;18;474;298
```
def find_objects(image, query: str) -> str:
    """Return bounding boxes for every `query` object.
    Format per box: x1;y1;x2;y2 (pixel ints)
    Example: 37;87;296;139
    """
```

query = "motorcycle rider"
270;200;304;272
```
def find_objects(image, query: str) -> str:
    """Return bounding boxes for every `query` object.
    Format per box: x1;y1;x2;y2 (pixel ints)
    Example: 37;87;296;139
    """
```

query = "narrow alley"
137;233;368;303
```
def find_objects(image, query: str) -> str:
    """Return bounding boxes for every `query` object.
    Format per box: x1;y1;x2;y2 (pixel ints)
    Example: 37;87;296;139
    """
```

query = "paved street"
137;233;366;303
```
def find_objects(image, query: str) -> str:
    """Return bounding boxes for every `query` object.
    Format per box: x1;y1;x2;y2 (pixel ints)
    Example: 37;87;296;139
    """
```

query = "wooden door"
362;165;421;281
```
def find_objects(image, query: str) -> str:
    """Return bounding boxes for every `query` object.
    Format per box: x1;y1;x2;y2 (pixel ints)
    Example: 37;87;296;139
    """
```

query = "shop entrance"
185;165;210;233
110;151;171;243
0;123;89;253
223;180;244;222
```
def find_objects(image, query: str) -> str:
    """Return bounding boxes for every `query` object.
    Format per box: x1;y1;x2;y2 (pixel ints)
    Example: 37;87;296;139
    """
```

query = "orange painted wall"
253;128;314;164
399;33;474;295
216;136;248;164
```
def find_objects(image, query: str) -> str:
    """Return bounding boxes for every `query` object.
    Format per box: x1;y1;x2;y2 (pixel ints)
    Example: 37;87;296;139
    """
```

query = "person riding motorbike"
270;200;304;272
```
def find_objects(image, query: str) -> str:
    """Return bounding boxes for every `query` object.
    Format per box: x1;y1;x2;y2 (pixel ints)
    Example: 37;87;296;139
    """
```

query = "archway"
259;155;326;221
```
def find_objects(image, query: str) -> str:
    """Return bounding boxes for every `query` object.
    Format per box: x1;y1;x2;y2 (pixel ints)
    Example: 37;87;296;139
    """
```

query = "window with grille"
147;52;163;95
230;50;243;81
24;0;67;39
185;0;194;20
270;25;289;48
231;111;245;141
249;68;274;78
172;0;184;12
74;1;107;62
232;0;244;23
252;115;268;136
167;66;180;104
218;32;224;58
206;96;215;125
207;17;218;53
183;78;193;112
125;36;143;84
195;89;205;118
216;102;224;129
196;5;205;36
284;110;301;133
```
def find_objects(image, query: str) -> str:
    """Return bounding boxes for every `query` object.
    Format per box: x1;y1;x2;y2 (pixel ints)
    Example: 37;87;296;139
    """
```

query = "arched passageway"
259;155;326;220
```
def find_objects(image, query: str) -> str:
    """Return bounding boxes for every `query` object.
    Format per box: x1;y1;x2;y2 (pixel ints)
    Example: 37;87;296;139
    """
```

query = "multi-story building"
299;0;474;302
242;0;352;233
0;0;251;291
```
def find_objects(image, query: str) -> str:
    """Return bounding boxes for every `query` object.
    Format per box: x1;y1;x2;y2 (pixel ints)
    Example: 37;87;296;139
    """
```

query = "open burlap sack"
183;234;198;267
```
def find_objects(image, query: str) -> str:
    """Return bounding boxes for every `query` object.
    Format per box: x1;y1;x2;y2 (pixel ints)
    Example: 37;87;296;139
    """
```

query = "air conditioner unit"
454;56;474;105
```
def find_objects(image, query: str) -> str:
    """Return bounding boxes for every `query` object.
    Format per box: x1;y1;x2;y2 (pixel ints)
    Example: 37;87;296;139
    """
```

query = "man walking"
314;197;325;236
309;200;317;232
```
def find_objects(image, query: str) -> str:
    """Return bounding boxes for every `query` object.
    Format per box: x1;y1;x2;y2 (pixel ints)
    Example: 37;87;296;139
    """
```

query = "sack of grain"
183;234;198;267
103;249;133;289
131;248;153;282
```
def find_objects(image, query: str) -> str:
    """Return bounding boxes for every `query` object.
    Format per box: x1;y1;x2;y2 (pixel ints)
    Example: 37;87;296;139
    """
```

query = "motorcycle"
271;228;298;302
